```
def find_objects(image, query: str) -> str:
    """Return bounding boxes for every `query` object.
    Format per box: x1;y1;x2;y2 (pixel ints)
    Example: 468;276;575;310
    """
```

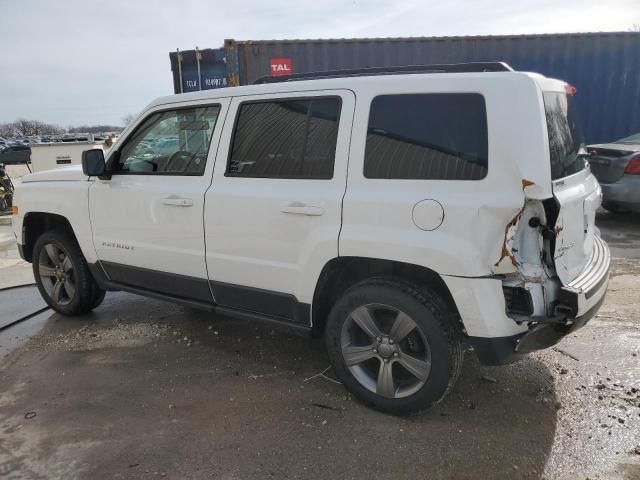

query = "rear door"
204;90;355;324
543;90;602;284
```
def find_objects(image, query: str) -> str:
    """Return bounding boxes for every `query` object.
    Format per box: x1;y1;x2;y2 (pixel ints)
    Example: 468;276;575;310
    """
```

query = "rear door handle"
161;196;193;207
280;203;324;216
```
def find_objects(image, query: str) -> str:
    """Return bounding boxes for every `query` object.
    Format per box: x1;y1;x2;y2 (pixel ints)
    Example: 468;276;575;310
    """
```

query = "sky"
1;0;639;127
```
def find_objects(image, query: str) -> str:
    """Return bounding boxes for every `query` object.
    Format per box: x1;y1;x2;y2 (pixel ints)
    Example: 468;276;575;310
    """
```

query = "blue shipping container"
222;33;640;143
170;48;228;93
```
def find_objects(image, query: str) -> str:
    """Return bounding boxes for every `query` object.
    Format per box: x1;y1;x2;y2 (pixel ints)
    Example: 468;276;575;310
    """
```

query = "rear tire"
325;278;463;414
32;230;105;316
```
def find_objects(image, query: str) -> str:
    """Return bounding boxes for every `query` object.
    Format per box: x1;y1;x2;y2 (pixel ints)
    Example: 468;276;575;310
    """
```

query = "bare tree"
67;125;123;134
14;119;34;136
0;119;63;137
630;24;640;32
122;113;138;126
0;123;16;138
1;118;128;139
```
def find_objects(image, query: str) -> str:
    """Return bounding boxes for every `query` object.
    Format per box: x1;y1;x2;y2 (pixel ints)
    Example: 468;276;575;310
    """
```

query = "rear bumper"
470;293;606;365
600;174;640;212
558;235;610;317
470;235;610;365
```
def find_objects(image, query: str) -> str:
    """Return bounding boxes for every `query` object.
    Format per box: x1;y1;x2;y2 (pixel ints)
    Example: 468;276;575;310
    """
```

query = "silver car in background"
588;132;640;213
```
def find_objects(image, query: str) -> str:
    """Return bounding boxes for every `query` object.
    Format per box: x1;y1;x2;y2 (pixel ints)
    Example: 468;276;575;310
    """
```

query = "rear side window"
364;94;488;180
227;97;341;179
543;92;586;180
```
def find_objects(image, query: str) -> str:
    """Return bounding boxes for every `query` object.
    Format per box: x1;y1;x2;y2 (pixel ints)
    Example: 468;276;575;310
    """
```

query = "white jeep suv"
11;63;610;413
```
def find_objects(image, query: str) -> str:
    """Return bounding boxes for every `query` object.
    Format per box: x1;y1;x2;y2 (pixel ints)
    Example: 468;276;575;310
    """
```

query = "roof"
148;69;555;110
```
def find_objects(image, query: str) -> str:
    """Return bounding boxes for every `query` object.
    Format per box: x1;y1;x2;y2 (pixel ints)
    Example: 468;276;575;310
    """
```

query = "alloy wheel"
340;303;432;399
37;242;76;306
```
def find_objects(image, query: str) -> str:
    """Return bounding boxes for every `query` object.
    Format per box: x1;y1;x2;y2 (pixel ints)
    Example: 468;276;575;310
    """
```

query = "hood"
21;165;89;183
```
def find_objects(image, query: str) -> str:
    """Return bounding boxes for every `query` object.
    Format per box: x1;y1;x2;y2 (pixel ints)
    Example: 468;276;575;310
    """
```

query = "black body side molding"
100;261;213;303
89;262;312;333
209;280;311;326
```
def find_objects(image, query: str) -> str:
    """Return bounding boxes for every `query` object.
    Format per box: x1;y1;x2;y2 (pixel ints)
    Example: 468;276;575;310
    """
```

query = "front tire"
33;230;105;316
325;278;463;414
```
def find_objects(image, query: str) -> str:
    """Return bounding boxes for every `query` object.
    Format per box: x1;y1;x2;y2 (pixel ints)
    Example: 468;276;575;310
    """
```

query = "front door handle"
280;202;324;216
161;196;193;207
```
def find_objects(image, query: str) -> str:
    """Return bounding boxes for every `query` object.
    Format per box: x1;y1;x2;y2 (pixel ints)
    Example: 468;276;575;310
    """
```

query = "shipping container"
169;48;228;93
172;32;640;143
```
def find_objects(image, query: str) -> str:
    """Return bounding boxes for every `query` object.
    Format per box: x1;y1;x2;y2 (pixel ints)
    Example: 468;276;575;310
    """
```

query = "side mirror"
81;149;106;177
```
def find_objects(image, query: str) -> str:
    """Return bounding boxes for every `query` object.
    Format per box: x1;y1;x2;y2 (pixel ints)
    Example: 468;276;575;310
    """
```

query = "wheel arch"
311;257;461;335
21;212;78;262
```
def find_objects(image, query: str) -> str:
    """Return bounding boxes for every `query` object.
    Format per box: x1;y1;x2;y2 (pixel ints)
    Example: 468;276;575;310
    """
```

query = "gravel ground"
0;212;638;480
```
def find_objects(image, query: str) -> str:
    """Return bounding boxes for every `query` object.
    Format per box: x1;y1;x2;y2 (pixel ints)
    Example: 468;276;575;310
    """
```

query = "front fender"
13;180;97;263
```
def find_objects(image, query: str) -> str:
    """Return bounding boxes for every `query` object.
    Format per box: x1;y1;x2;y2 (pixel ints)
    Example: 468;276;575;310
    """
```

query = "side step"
102;280;311;336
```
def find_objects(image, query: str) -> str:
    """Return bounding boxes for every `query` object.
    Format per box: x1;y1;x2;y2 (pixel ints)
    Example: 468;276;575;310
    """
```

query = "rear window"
543;92;586;180
364;93;488;180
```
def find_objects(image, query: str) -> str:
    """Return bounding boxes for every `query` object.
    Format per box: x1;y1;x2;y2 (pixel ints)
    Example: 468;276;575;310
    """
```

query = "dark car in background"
0;144;31;165
588;133;640;213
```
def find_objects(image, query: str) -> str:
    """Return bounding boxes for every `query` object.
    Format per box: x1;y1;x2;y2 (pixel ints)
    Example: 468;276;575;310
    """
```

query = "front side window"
227;97;341;179
115;105;220;175
364;93;488;180
543;92;586;180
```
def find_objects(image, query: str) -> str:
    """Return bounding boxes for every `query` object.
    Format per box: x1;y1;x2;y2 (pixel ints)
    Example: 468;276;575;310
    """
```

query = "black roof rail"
253;61;513;84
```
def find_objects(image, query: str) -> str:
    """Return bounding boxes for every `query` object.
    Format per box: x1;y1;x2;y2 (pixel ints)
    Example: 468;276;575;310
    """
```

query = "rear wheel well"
21;212;77;262
312;257;461;335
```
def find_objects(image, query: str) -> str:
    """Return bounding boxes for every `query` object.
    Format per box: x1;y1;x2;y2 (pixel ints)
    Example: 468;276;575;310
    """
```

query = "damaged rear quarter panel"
493;205;525;271
491;180;547;275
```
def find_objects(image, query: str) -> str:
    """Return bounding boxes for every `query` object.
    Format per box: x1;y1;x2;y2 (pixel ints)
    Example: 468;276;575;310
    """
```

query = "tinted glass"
543;92;586;180
364;94;488;180
228;98;341;179
116;105;220;175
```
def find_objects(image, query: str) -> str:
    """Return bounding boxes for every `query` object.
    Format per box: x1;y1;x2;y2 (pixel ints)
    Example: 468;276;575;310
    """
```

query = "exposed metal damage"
493;207;524;269
489;179;567;320
493;179;538;271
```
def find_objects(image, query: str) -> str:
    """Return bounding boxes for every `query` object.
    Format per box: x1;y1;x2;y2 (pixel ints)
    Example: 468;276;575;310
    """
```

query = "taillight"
564;84;577;95
624;155;640;175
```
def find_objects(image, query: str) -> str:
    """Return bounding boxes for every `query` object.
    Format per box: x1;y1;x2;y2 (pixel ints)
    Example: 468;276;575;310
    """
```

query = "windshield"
543;92;586;180
615;132;640;145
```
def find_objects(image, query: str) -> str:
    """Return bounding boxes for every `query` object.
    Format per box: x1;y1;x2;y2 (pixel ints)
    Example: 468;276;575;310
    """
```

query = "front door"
204;91;355;324
89;99;228;301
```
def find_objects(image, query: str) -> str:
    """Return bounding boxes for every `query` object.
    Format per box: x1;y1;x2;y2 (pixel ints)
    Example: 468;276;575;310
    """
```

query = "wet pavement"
0;285;47;330
599;210;640;259
0;213;638;479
